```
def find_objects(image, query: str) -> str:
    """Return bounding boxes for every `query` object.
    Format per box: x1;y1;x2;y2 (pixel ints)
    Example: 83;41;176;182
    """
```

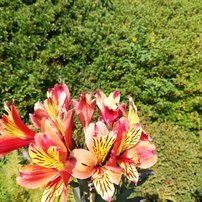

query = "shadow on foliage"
193;190;202;202
137;169;155;186
113;169;157;202
21;0;36;5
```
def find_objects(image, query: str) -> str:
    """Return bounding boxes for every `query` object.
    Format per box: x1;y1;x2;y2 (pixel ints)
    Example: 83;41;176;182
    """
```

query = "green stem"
89;192;95;202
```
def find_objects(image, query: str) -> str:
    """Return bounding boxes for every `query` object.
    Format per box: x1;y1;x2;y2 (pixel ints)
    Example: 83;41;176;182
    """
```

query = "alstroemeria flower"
72;93;96;129
17;130;71;202
95;91;125;125
110;97;157;184
117;139;157;185
0;102;35;157
68;121;122;201
30;84;71;132
115;96;153;156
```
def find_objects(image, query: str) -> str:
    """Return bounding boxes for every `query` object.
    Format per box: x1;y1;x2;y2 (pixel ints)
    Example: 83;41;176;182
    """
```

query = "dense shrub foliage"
0;0;201;201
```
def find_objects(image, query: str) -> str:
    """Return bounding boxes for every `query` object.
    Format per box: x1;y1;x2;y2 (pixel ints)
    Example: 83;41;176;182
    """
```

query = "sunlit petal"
112;117;128;156
96;91;123;124
72;93;95;128
92;167;115;202
135;141;158;169
0;136;32;157
29;133;66;170
29;101;48;129
17;165;58;189
128;96;140;125
120;147;140;165
104;166;123;185
29;144;64;170
85;122;116;163
104;91;120;110
68;149;97;179
62;109;74;150
40;118;61;138
1;102;35;138
41;174;64;202
44;98;57;122
120;124;142;152
85;122;109;153
119;162;139;185
92;132;116;163
47;84;70;112
35;129;67;163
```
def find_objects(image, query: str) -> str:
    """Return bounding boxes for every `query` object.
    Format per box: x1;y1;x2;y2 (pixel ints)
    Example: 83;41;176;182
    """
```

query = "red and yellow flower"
69;121;122;201
112;96;158;184
0;101;35;157
17;121;72;202
30;84;72;135
0;85;158;202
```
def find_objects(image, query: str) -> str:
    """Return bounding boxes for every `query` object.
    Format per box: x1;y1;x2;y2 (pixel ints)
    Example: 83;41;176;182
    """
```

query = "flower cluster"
0;84;157;202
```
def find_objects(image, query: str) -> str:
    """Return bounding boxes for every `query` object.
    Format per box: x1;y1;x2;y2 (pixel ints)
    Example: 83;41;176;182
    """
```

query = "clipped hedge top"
0;0;201;131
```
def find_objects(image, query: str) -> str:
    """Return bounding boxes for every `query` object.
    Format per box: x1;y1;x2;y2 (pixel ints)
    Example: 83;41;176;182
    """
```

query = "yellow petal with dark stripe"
41;174;64;202
92;132;116;163
92;168;114;202
121;125;142;152
128;96;140;125
1;115;26;138
44;99;57;122
120;162;139;184
29;145;64;170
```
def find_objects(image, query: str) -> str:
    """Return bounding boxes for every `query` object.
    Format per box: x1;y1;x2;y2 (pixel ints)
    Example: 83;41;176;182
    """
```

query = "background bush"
0;0;201;201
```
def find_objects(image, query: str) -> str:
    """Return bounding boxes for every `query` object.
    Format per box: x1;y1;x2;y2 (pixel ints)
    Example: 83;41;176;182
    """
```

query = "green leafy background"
0;0;201;201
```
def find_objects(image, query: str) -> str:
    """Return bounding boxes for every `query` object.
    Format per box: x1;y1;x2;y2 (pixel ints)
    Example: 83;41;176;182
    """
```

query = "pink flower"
72;93;96;129
95;91;125;125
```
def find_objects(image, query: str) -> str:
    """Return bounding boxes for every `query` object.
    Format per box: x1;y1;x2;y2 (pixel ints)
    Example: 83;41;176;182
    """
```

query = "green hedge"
0;0;201;130
0;0;201;201
136;122;202;202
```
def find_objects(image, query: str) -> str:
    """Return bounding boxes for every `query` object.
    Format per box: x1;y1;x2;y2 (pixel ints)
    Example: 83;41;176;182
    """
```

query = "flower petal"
17;165;59;189
67;149;97;179
135;141;158;169
62;109;74;151
30;101;48;129
48;84;70;112
85;122;108;152
29;133;66;170
40;118;61;139
96;91;122;124
119;162;139;185
72;93;95;128
104;166;123;185
35;125;67;163
0;136;32;157
120;123;142;152
85;122;116;163
41;172;70;202
128;96;139;125
92;167;115;202
29;144;64;170
1;102;35;138
44;84;70;123
10;102;35;138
